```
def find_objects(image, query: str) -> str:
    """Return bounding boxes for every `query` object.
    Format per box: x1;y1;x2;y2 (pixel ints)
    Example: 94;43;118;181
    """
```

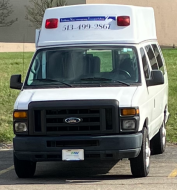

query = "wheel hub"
162;123;166;146
146;139;151;168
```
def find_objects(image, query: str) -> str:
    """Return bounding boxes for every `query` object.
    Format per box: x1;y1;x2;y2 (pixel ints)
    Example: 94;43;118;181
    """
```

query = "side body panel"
132;41;168;140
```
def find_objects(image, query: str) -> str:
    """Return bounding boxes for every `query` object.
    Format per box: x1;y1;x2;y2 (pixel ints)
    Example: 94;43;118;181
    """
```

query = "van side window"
140;48;150;79
152;44;165;74
145;45;159;70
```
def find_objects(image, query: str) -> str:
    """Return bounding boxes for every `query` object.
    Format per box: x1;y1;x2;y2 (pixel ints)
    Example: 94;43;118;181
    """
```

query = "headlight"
122;120;136;130
15;122;28;132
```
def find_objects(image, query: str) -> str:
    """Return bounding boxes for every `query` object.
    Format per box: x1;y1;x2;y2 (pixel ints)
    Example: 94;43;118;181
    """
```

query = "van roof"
37;4;157;47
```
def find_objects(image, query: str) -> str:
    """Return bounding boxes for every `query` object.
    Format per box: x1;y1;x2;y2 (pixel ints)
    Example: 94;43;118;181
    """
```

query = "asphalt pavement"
0;144;177;190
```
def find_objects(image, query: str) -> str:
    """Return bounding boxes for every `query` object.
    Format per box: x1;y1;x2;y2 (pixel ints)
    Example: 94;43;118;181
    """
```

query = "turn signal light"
14;111;27;118
121;108;139;116
45;18;58;29
117;16;130;26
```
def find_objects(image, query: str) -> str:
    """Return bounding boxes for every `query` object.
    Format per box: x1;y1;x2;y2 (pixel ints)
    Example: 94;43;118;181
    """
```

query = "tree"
0;0;17;27
25;0;67;28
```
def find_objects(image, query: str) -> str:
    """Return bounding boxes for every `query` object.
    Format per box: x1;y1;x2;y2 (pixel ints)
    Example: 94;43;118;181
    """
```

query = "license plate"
62;149;84;161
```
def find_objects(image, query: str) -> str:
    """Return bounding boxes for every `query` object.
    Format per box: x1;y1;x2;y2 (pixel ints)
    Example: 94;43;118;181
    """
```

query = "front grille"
46;108;101;132
29;100;119;135
34;110;42;132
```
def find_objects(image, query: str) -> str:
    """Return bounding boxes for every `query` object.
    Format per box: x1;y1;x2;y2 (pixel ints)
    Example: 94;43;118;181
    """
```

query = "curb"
0;143;13;150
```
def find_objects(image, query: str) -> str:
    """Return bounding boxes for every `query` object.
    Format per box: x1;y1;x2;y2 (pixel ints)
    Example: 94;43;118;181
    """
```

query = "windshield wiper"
31;79;72;87
80;77;130;86
113;80;130;86
80;77;112;81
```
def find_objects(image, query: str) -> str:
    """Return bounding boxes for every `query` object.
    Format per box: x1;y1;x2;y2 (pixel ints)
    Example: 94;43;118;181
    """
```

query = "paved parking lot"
0;144;177;190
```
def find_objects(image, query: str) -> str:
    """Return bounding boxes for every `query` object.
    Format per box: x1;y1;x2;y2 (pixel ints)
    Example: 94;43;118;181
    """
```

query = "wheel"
14;154;36;178
150;121;166;155
117;69;131;78
130;128;150;177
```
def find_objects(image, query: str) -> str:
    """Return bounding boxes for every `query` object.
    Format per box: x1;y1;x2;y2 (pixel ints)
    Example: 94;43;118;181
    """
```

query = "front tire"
14;154;36;178
150;121;166;155
130;128;150;177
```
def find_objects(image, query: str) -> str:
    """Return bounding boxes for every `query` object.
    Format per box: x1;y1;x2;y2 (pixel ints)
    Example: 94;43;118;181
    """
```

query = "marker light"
117;16;130;26
121;108;139;116
45;19;58;29
14;111;27;119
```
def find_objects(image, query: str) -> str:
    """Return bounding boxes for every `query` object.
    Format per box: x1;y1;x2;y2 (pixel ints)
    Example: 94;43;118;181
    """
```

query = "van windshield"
25;46;140;88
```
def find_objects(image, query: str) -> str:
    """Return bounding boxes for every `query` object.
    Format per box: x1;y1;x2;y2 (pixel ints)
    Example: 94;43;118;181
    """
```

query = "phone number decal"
62;24;111;31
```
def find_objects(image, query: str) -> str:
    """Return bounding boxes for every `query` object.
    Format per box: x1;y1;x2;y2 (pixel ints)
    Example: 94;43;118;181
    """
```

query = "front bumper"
14;133;142;162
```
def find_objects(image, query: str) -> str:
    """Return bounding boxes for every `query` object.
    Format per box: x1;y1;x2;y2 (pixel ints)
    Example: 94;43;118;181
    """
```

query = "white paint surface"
38;4;156;47
14;87;138;110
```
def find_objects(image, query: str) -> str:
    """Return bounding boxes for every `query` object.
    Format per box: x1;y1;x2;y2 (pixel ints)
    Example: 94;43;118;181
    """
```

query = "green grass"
0;52;33;142
88;52;113;72
162;49;177;143
0;50;177;143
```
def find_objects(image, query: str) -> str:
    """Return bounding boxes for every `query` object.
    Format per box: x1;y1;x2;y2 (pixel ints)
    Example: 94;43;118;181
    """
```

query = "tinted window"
87;50;113;72
152;44;164;74
26;46;140;88
145;45;159;70
140;48;150;79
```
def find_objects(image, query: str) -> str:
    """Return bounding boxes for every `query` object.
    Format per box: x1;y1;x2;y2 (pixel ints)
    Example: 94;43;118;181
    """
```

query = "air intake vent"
34;110;41;132
47;140;99;147
105;108;113;130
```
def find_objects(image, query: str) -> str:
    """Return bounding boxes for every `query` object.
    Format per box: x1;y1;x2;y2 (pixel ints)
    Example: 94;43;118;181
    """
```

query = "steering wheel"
115;69;131;78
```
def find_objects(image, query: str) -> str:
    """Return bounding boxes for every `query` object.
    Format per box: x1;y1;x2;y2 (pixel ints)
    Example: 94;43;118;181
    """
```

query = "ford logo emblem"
65;117;82;124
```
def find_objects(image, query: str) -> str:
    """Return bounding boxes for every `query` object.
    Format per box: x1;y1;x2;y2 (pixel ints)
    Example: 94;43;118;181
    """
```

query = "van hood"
15;87;138;110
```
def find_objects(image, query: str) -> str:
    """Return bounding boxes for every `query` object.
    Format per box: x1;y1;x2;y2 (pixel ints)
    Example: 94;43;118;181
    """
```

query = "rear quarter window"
145;45;159;70
152;44;165;74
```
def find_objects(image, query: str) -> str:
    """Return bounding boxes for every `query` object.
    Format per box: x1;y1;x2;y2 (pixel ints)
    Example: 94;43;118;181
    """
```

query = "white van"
10;4;169;178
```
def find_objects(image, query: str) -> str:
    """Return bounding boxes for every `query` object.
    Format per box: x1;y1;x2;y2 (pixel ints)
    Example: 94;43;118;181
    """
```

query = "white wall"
87;0;177;47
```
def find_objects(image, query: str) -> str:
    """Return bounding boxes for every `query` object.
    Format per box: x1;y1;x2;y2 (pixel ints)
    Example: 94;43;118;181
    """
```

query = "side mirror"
146;70;164;87
10;75;23;90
